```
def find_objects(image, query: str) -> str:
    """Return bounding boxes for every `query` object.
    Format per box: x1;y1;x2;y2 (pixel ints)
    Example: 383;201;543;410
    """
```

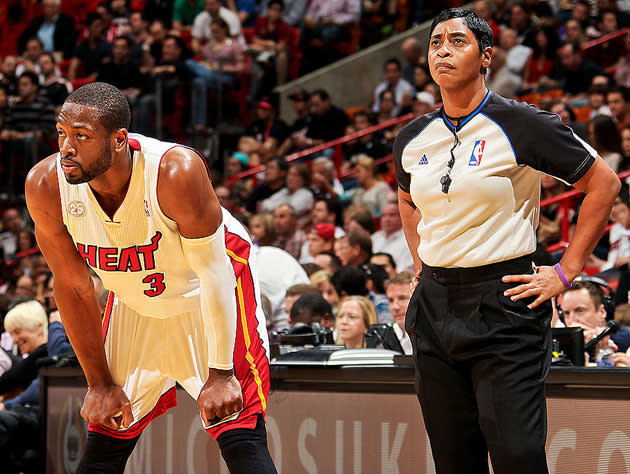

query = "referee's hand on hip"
502;265;567;309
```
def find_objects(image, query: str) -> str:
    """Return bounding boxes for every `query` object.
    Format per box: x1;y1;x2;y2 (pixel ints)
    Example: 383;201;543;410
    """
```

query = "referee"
394;8;620;474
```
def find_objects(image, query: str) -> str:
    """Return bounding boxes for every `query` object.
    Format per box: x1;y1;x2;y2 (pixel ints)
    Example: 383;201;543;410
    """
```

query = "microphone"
584;320;621;351
366;324;389;347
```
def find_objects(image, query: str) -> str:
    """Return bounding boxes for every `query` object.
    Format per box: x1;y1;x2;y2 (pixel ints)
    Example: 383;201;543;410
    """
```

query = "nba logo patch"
144;200;151;217
468;140;486;166
68;201;86;218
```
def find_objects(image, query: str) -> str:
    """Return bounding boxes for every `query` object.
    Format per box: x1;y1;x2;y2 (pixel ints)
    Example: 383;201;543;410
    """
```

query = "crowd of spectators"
2;3;630;463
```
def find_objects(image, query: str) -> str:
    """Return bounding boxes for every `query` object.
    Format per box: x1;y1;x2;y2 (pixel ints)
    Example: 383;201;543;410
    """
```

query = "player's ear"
112;129;128;152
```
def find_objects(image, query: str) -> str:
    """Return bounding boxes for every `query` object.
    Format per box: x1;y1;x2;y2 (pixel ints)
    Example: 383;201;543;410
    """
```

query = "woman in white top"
351;156;392;217
261;163;314;219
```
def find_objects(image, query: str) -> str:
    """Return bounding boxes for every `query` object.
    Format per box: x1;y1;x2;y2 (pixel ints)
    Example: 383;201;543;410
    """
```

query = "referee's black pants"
407;255;551;474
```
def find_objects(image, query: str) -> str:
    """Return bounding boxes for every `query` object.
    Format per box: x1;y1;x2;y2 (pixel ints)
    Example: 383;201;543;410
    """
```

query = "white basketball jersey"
57;133;226;318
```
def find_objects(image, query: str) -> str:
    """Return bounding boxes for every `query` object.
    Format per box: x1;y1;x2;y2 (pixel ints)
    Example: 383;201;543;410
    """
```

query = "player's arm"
25;157;133;430
157;147;242;423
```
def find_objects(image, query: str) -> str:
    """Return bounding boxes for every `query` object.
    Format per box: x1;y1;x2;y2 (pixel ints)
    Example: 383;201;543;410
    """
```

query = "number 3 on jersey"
143;272;166;297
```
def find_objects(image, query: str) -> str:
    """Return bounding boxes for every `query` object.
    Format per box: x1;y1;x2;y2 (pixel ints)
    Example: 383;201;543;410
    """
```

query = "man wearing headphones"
559;280;630;360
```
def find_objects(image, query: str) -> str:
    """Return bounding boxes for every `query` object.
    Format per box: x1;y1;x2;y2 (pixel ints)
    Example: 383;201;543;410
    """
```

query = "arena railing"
225;112;416;188
581;28;629;53
226;104;627;258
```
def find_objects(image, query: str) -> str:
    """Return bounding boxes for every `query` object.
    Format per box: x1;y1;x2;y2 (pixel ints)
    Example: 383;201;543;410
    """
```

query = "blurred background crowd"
0;1;630;467
0;0;630;464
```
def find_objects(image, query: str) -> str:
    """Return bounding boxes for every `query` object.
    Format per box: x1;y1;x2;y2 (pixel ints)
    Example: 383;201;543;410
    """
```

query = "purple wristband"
554;263;572;289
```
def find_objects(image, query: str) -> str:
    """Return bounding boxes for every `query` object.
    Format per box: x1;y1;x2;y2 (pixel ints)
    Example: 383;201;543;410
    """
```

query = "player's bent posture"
25;82;277;473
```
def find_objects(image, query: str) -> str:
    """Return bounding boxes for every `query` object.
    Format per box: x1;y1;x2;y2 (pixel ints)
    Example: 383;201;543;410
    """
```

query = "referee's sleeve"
393;129;411;193
517;107;596;184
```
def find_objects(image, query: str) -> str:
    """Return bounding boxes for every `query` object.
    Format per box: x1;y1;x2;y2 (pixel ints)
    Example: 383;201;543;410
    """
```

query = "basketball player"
25;83;276;473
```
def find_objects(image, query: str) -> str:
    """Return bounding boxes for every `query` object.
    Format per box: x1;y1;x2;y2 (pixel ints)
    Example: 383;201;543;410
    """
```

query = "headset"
556;275;616;323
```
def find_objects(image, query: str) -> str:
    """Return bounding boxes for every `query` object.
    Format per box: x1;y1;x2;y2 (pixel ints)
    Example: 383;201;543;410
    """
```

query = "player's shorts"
88;231;271;440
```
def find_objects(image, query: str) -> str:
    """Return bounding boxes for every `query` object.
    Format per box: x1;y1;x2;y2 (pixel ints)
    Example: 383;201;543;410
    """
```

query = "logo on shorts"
68;201;86;218
468;140;486;166
418;154;429;165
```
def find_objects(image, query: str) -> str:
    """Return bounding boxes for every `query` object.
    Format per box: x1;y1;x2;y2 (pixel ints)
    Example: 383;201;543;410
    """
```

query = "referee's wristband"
554;263;572;289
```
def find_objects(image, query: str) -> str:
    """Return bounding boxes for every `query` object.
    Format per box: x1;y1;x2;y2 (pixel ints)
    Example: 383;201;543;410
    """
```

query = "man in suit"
18;0;77;60
366;271;414;354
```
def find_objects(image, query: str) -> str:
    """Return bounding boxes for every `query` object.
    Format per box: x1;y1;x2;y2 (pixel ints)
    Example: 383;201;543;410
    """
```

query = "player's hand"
81;384;134;430
198;368;243;427
502;265;567;309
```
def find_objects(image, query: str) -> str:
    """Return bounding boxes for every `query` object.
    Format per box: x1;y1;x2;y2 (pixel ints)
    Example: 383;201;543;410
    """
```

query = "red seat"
287;27;301;79
161;85;188;143
71;76;95;90
57;59;72;78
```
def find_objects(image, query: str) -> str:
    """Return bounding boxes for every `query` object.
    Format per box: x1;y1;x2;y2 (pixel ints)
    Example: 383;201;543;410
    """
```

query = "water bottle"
597;346;615;367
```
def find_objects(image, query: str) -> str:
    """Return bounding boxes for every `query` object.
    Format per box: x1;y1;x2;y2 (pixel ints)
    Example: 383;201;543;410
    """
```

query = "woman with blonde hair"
309;270;339;315
4;300;49;355
335;295;378;348
0;300;72;471
351;157;392;217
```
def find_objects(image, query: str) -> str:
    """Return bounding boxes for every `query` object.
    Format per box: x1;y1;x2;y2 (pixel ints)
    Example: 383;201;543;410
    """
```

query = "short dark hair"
25;37;44;49
379;89;396;104
85;12;103;27
588;84;608;96
373;252;396;270
348;211;375;234
608;86;630;102
268;155;289;172
268;0;284;9
347;229;373;256
384;58;401;71
290;293;332;325
64;82;131;134
565;281;605;310
361;263;388;294
316;251;342;273
39;51;56;64
353;109;377;126
114;35;133;48
310;89;330;102
19;71;40;88
546;99;576;122
429;8;493;64
212;17;230;34
331;265;369;296
315;196;343;227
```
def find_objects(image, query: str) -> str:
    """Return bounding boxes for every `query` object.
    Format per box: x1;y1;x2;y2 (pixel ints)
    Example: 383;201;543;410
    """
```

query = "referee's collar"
441;90;493;132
